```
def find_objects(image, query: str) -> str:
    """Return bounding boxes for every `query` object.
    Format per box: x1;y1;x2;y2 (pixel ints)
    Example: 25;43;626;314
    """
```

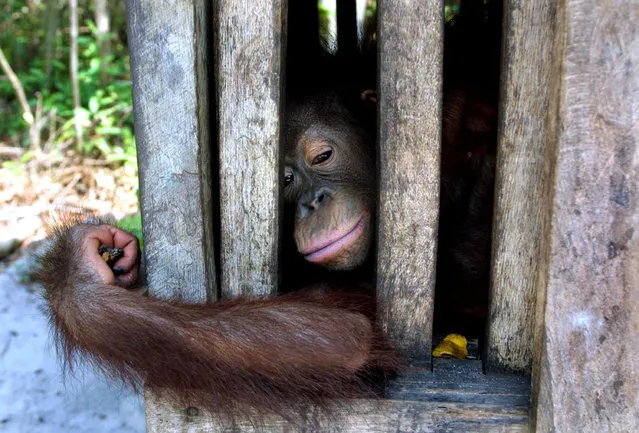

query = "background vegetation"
1;0;461;166
0;0;138;250
0;0;135;168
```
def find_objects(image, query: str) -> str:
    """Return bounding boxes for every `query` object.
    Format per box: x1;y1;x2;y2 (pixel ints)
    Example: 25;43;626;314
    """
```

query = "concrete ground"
0;254;145;433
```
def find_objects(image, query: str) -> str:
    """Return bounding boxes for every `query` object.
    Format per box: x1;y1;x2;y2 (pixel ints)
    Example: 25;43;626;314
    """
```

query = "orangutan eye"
311;150;333;165
285;173;294;186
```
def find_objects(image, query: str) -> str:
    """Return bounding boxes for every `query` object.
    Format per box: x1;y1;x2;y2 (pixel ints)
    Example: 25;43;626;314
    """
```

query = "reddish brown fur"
34;218;398;419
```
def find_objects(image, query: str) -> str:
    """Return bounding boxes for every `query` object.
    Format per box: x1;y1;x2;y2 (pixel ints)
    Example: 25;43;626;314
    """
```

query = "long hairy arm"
34;220;398;417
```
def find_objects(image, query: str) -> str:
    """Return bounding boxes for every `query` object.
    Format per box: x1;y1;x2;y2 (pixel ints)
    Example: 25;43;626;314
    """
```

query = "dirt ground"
0;151;139;265
0;156;145;432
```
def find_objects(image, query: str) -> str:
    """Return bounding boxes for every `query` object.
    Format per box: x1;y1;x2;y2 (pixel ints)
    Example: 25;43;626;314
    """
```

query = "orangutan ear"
360;89;377;105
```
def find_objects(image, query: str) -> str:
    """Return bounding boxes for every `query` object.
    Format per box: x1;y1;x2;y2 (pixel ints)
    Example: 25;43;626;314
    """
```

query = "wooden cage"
125;0;639;431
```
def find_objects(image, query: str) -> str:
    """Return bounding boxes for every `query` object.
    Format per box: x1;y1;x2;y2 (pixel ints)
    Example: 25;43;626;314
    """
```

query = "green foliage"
318;2;335;27
117;212;144;249
445;0;462;22
0;0;136;174
0;150;33;175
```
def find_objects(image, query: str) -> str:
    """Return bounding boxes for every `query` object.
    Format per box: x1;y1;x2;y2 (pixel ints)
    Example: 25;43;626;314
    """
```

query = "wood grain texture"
388;359;530;408
533;0;639;431
146;399;527;433
377;0;443;360
486;0;556;374
126;0;215;302
145;362;529;432
215;0;284;298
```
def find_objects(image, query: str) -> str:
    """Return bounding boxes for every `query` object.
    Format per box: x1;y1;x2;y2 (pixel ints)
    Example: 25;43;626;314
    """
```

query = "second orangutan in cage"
35;2;500;419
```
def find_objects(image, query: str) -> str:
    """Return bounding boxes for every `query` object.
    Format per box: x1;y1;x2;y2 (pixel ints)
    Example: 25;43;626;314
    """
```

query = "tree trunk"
0;47;41;151
43;0;62;89
69;0;82;151
94;0;111;84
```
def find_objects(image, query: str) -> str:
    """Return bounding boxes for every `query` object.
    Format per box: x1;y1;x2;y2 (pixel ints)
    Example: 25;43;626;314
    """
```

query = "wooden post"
486;0;556;374
146;392;528;432
216;0;285;299
127;0;216;430
126;0;215;302
377;0;443;361
532;0;639;430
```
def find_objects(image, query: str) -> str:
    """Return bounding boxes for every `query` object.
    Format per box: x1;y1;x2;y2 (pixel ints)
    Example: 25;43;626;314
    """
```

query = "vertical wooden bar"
486;0;555;373
215;0;285;298
533;0;639;430
127;0;214;431
377;0;443;361
126;0;215;303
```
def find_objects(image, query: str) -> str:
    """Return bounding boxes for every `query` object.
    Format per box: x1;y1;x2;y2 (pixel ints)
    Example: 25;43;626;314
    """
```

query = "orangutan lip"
302;218;365;263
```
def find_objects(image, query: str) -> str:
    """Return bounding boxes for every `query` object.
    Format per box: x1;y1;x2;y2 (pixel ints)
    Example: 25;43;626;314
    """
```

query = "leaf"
22;112;34;125
432;334;469;359
92;137;111;155
73;107;91;123
97;126;123;135
89;96;100;113
117;213;144;249
20;151;33;163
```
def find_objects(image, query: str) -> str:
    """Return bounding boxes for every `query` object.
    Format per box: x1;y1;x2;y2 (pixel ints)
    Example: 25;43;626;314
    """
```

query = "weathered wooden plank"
126;0;215;302
147;399;527;432
377;0;443;361
145;364;529;432
389;360;530;408
486;0;556;374
127;1;214;429
216;0;284;298
532;0;639;431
